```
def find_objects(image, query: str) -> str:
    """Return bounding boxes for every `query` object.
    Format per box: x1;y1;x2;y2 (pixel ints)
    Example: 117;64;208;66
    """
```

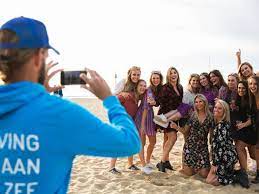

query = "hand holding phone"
44;61;64;93
80;68;112;100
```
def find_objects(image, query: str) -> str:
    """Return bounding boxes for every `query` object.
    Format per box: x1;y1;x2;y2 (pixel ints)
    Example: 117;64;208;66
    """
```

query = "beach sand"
67;98;259;194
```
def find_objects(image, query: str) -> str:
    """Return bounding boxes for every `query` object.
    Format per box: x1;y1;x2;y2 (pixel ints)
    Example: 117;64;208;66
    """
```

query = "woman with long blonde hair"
109;79;147;174
206;100;237;186
171;94;213;178
236;49;255;81
114;66;141;94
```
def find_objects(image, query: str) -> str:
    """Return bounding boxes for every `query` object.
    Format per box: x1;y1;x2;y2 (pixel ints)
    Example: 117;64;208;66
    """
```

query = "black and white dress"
212;121;238;185
183;114;213;170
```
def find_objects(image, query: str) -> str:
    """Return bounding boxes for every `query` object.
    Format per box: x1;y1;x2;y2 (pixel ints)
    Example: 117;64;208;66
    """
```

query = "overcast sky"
1;0;258;96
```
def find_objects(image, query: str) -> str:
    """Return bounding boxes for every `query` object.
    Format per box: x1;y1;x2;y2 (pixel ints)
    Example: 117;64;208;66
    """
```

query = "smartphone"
147;89;153;98
61;70;87;85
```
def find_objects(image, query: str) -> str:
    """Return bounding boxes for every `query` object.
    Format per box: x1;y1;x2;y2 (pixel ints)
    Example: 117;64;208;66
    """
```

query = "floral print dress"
212;121;238;185
183;114;213;169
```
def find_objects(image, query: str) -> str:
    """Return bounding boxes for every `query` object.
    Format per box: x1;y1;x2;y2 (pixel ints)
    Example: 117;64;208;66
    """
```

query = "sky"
1;0;259;96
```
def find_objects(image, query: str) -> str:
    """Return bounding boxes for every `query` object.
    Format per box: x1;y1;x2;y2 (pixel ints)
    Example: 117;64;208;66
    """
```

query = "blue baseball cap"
0;16;59;54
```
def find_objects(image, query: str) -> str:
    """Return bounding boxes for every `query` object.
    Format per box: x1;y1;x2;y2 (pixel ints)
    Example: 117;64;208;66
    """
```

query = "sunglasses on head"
151;71;161;74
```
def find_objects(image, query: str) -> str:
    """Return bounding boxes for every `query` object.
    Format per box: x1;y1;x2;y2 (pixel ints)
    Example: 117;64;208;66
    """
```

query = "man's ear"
33;48;45;71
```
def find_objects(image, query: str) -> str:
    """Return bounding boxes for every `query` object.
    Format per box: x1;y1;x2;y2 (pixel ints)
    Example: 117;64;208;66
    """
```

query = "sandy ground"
66;97;259;194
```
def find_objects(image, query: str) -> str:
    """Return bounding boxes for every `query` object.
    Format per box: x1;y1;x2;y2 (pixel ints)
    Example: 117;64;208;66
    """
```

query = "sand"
67;97;259;194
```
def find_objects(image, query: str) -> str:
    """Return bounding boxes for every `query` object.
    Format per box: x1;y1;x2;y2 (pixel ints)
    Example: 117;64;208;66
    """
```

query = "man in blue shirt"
0;17;141;194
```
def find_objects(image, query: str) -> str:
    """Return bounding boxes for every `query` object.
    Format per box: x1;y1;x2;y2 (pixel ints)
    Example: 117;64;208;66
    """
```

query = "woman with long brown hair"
155;67;183;172
135;71;163;171
199;72;218;111
114;66;141;94
248;75;259;183
232;81;256;174
209;70;227;91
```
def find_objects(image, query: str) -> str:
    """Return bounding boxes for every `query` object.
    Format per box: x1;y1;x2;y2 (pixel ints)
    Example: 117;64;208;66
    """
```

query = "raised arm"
236;49;241;69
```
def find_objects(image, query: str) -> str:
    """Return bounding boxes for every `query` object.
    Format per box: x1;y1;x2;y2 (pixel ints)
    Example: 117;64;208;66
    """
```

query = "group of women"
108;50;259;187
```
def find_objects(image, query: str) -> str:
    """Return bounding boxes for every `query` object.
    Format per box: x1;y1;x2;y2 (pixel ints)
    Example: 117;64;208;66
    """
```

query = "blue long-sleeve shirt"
0;81;141;194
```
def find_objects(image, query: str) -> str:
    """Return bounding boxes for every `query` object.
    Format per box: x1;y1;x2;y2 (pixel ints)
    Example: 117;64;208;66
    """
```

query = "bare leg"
164;109;178;118
161;131;177;162
110;158;117;169
255;148;259;171
138;133;146;166
146;135;156;164
206;167;220;186
179;165;194;176
163;133;169;161
128;156;134;167
163;133;167;148
248;145;256;160
236;140;248;170
199;168;210;178
167;111;182;122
